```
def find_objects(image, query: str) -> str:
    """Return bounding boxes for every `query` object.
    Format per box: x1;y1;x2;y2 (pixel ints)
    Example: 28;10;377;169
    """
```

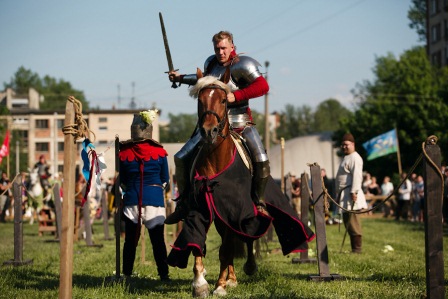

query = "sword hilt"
165;69;179;89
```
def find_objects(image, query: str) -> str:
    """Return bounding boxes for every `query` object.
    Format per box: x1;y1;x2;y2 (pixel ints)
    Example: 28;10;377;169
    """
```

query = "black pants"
395;199;410;220
122;215;169;278
0;196;11;222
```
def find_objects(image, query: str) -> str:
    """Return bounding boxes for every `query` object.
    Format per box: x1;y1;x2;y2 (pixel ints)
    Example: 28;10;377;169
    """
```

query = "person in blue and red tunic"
119;111;170;281
167;30;270;224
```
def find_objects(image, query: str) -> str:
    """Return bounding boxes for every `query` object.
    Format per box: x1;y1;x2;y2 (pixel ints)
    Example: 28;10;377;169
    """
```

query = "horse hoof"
226;279;238;288
192;282;209;298
243;262;258;276
213;286;227;296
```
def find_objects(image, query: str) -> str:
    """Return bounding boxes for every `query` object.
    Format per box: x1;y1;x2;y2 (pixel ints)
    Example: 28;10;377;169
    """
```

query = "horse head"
190;68;231;144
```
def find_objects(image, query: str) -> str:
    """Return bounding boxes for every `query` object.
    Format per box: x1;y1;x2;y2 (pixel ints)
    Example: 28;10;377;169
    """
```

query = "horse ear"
221;67;230;84
196;68;203;79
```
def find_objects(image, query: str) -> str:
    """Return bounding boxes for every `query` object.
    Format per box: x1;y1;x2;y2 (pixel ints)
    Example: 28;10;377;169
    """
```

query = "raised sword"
159;12;178;88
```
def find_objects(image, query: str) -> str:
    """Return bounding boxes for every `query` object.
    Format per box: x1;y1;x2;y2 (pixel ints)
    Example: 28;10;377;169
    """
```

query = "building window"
57;119;64;129
432;51;442;66
58;142;64;151
36;142;49;151
98;140;108;145
445;46;448;65
99;126;107;132
445;20;448;40
98;117;107;123
431;24;441;43
430;0;439;15
17;130;29;147
12;117;29;125
35;119;49;129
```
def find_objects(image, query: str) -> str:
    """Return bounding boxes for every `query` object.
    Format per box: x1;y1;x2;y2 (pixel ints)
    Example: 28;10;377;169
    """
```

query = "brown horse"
167;68;315;297
192;69;261;296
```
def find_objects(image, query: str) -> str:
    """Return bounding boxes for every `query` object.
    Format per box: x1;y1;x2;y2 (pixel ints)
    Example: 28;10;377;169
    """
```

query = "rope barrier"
62;96;95;142
312;135;442;216
0;173;21;196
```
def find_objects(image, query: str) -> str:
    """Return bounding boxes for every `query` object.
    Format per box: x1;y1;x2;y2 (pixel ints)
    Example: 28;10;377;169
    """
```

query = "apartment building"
427;0;448;66
0;88;160;180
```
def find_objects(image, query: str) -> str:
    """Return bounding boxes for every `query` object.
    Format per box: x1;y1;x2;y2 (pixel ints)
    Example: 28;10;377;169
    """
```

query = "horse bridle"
198;85;229;139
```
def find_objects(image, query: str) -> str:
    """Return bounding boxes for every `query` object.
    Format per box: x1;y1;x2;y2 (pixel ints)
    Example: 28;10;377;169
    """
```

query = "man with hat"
336;133;367;253
119;110;170;281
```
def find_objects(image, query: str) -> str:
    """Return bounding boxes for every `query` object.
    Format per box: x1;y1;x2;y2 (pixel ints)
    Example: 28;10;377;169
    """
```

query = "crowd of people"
361;170;426;223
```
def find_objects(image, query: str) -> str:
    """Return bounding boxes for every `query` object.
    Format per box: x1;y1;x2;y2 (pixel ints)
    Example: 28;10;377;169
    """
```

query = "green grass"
0;215;447;298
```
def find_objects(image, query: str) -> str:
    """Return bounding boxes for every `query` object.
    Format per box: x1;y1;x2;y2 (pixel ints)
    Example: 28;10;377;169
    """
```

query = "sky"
0;0;422;121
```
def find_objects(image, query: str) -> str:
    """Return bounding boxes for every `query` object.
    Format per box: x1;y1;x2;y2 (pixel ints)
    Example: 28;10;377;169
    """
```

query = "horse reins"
198;85;229;140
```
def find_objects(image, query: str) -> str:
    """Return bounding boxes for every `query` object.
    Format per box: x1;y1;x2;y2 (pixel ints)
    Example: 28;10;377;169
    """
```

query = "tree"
336;46;448;179
3;66;88;111
314;98;351;132
408;0;426;43
276;104;314;140
160;112;197;143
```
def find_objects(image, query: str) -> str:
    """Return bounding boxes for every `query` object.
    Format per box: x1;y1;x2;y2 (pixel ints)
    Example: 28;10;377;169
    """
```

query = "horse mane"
189;76;230;98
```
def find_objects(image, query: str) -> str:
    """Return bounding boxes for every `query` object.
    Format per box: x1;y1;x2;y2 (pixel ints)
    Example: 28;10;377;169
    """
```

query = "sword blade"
159;12;175;72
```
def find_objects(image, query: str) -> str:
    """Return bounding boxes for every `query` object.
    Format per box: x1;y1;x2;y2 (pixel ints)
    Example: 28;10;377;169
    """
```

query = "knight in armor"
166;30;270;224
34;154;51;196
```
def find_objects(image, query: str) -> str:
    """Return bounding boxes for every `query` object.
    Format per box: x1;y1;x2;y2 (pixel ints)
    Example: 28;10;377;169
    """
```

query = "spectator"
443;167;448;225
336;133;367;253
367;176;381;196
395;172;412;221
290;173;301;216
411;175;424;222
380;176;394;218
362;172;372;194
119;111;170;281
0;172;12;223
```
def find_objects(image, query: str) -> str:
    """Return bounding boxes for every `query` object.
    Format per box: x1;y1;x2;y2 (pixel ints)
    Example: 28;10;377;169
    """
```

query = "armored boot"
252;161;270;215
165;157;191;225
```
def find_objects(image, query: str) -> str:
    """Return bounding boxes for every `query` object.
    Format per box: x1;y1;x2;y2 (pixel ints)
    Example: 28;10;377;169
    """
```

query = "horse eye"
221;98;226;104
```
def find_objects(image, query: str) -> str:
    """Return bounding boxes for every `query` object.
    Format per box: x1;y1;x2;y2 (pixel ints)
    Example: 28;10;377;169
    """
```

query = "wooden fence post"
308;163;342;281
3;175;33;266
53;183;63;241
292;172;316;264
59;100;76;299
101;190;113;240
114;136;122;279
423;137;445;299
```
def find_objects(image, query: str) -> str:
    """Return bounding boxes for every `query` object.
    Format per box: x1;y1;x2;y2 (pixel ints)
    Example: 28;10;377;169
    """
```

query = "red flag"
0;130;10;164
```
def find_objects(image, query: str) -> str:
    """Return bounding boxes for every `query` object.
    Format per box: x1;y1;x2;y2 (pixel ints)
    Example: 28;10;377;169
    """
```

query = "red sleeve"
233;76;269;102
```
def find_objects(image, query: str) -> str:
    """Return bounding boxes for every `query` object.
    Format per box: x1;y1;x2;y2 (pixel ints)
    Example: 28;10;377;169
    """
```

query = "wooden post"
3;175;33;266
280;138;285;193
140;227;147;264
101;190;113;240
82;202;93;245
59;100;76;299
114;136;121;279
292;173;316;264
308;164;342;281
53;183;63;240
423;137;445;299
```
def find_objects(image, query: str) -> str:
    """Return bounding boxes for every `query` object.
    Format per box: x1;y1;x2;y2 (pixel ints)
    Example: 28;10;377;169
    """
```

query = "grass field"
0;214;447;299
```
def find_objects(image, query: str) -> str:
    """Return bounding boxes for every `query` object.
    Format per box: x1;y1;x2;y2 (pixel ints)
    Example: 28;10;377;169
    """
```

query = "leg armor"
165;128;201;224
241;126;270;206
173;128;202;196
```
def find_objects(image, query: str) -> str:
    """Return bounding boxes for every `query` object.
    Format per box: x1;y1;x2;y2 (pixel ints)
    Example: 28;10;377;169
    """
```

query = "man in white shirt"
395;172;412;221
336;133;368;253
